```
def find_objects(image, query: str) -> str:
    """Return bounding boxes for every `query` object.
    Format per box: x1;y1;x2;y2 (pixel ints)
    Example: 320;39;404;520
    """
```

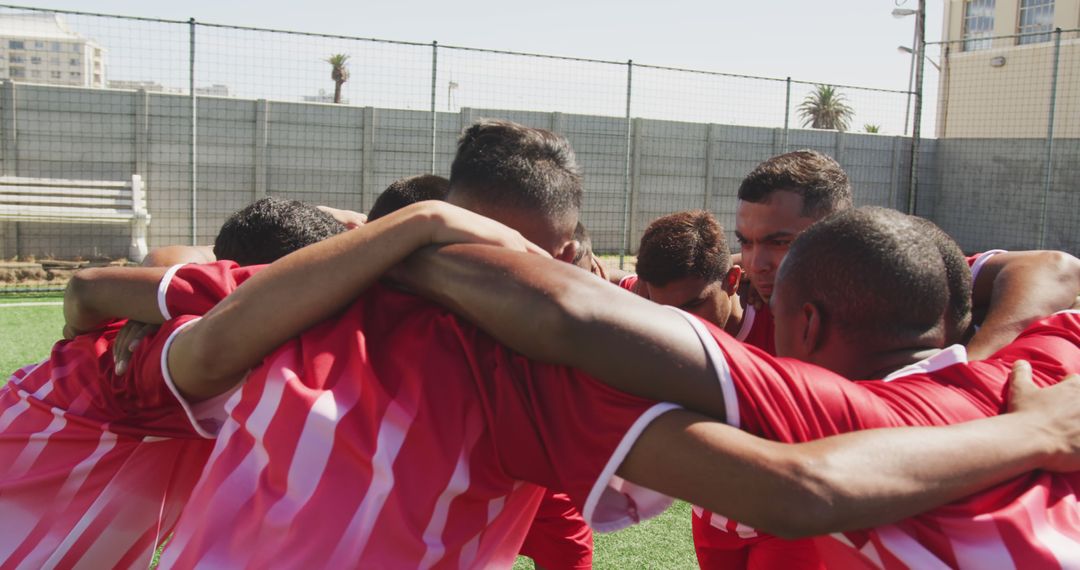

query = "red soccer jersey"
681;308;1080;568
157;264;677;568
690;249;1011;568
0;316;215;569
618;274;638;292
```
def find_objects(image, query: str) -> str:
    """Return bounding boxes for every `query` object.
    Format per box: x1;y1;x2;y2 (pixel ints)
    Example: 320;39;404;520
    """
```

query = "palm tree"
863;124;881;134
797;84;854;132
326;54;350;104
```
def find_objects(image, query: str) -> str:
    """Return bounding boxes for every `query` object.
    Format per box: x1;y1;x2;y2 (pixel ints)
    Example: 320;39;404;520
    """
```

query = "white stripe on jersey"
418;411;485;569
161;368;288;559
325;397;416;566
14;433;118;566
945;515;1014;569
262;390;348;528
1022;487;1080;567
875;525;951;569
458;488;514;568
8;413;66;479
859;540;886;569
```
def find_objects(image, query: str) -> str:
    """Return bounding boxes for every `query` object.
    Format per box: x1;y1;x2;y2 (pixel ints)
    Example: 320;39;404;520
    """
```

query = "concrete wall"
6;82;1072;262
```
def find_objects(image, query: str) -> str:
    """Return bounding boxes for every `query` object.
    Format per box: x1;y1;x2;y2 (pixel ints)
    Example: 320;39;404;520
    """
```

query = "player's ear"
556;240;579;264
801;301;824;355
722;266;742;295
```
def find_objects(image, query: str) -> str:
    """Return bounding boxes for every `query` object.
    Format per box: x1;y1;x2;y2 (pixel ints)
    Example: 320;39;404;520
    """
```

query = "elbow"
755;457;854;539
64;268;106;331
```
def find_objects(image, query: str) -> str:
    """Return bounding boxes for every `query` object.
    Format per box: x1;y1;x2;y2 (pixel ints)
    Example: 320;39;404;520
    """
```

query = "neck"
723;293;746;337
859;346;944;380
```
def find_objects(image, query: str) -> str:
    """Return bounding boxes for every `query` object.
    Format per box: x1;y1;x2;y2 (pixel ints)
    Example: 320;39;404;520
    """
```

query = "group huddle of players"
2;119;1080;569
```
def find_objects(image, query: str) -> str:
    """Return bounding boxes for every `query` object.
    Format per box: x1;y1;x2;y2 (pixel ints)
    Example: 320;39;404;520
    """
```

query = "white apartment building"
0;12;104;88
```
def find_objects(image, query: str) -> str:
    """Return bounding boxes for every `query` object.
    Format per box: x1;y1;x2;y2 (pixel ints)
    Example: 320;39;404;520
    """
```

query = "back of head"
368;174;450;221
912;217;973;344
777;207;948;346
447;119;582;245
214;197;345;266
636;210;731;286
737;150;853;219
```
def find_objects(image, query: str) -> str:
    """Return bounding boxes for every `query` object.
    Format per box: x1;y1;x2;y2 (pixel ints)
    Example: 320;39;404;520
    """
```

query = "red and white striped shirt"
157;263;676;568
691;249;1009;568
0;316;215;569
681;308;1080;568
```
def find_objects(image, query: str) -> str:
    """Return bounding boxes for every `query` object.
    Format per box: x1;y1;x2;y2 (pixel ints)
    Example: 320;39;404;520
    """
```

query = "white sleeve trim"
735;304;756;342
582;402;680;533
1055;310;1080;316
156;264;186;321
969;249;1006;287
160;317;220;439
667;307;740;429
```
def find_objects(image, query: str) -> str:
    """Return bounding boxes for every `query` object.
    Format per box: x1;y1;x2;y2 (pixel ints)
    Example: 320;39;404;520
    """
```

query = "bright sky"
7;0;945;134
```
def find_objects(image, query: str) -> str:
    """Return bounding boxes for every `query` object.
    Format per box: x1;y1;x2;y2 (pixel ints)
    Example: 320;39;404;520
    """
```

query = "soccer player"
447;118;594;569
688;149;1080;568
62;204;1075;567
0;199;536;568
368;174;450;221
392;206;1080;567
618;210;744;335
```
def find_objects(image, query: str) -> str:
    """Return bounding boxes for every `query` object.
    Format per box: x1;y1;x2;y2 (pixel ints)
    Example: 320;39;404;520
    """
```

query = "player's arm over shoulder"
616;362;1080;538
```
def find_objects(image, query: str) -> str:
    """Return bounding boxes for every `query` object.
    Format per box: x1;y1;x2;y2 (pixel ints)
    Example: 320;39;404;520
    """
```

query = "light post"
892;0;926;215
447;80;458;111
898;46;941;71
893;7;919;136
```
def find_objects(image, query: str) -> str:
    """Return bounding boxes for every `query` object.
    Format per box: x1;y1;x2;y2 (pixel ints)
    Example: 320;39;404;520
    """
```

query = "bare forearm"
171;203;443;400
620;410;1054;539
401;245;726;419
969;251;1080;359
64;266;169;334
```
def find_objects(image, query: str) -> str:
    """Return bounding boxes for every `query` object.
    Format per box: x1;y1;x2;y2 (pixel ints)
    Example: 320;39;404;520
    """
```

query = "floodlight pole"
907;0;926;216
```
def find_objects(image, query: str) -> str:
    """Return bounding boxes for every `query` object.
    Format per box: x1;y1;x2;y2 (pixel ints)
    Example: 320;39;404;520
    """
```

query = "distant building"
938;0;1080;138
107;79;230;97
0;12;104;88
303;88;347;104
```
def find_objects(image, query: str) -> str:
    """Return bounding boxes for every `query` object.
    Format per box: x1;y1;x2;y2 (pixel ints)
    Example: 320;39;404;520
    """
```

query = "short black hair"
912;217;973;345
213;197;345;266
448;119;582;220
368;174;450;221
738;150;853;219
636;210;731;286
777;207;948;345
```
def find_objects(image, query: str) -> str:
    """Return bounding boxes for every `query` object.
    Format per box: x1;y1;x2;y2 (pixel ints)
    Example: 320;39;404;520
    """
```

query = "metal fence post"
430;41;438;175
189;17;198;245
1039;28;1062;250
906;0;926;216
783;76;791;151
619;60;633;269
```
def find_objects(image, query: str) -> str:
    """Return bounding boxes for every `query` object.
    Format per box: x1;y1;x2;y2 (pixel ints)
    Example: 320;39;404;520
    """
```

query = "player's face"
735;191;816;303
646;277;729;327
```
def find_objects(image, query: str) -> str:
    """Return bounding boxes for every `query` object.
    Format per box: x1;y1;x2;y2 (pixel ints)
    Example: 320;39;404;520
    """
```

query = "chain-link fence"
5;4;1065;295
918;27;1080;257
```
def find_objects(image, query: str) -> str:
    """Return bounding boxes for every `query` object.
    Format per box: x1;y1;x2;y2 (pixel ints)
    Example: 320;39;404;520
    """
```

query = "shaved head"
776;207;948;347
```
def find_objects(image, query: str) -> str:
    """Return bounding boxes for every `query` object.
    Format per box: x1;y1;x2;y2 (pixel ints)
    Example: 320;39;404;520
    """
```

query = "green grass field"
1;296;699;569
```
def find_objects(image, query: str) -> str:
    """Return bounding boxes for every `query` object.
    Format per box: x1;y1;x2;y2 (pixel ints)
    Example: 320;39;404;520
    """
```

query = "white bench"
0;174;150;261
